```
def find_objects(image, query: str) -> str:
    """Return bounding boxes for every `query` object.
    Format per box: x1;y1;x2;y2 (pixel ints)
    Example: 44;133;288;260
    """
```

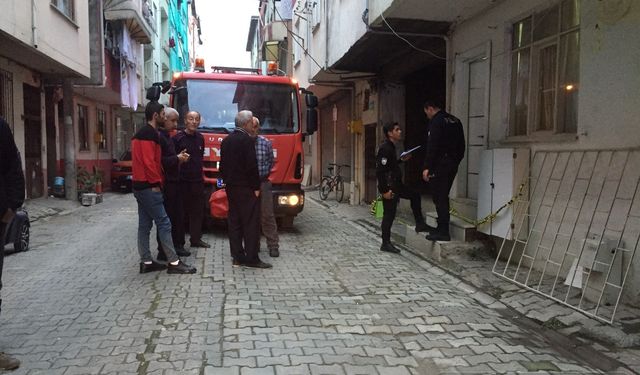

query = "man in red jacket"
132;101;196;274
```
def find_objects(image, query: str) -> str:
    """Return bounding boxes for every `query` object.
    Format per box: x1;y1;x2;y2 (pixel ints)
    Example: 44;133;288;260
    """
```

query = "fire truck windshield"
174;79;299;134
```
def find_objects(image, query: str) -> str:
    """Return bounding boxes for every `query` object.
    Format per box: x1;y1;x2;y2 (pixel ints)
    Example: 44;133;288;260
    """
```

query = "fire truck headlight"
278;195;303;206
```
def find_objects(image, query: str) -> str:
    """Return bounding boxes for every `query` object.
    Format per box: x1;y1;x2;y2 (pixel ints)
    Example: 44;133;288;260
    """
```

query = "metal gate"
493;149;640;323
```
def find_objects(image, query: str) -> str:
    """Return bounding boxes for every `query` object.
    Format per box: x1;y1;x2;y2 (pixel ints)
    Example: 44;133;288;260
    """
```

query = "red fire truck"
147;60;318;228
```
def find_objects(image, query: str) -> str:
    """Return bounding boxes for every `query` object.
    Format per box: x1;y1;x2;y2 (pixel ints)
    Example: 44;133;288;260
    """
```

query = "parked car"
3;209;29;252
111;151;132;192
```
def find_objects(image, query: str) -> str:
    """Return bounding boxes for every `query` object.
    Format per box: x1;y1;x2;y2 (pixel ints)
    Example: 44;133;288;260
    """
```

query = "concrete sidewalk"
310;193;640;369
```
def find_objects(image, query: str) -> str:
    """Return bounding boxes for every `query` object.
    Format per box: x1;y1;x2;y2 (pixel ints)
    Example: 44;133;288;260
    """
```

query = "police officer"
377;122;429;253
422;100;465;241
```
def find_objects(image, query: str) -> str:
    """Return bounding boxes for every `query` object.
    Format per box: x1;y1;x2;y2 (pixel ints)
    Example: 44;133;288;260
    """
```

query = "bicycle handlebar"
328;163;350;167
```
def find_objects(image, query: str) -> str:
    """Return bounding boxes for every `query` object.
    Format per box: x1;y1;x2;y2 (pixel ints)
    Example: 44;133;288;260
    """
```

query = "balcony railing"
104;0;154;44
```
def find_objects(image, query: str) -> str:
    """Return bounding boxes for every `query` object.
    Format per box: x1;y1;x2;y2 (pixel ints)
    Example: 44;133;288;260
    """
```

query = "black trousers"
227;186;261;264
431;158;459;231
0;221;6;314
157;181;183;253
381;184;425;243
179;181;205;244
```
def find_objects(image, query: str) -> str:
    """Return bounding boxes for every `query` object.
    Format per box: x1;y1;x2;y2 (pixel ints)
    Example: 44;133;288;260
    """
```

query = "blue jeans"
134;188;179;263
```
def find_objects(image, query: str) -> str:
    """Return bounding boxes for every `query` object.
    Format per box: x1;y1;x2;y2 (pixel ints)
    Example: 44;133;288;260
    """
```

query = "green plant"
77;166;104;193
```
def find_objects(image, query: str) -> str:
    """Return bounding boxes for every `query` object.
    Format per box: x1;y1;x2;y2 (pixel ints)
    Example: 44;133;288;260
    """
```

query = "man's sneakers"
140;260;167;273
245;260;273;269
380;242;400;254
269;248;280;258
167;260;197;274
0;353;19;371
415;222;436;233
232;259;244;268
190;240;211;248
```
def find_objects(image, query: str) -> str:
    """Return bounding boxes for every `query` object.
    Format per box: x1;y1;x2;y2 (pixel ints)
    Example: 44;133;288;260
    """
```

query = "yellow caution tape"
449;183;526;227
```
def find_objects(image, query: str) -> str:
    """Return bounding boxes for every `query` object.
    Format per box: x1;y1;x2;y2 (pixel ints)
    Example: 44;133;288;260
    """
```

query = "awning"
104;0;153;44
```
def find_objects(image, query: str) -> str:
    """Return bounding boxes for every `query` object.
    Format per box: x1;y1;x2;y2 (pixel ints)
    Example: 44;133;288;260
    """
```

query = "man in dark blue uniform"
422;100;465;241
376;122;429;253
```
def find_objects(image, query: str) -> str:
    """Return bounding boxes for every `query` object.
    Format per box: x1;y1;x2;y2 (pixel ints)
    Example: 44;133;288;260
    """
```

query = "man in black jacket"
220;110;271;269
157;107;191;261
376;122;429;253
173;111;210;249
0;117;25;370
422;100;465;241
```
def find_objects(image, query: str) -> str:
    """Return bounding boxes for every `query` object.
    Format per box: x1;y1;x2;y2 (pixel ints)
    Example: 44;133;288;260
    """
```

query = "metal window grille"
493;149;640;323
0;69;14;129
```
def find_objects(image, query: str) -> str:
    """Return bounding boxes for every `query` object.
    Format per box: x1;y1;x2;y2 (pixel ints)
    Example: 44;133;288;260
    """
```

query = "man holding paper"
376;122;429;253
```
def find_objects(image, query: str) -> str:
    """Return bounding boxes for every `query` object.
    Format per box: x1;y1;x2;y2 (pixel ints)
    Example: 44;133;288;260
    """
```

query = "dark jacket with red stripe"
131;124;163;190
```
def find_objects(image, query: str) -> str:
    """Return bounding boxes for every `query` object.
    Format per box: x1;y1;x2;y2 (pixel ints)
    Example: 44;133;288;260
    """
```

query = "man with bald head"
174;110;210;249
220;110;272;269
157;107;191;261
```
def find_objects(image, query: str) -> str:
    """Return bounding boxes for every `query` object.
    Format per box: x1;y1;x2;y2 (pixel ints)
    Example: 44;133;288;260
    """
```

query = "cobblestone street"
0;193;632;374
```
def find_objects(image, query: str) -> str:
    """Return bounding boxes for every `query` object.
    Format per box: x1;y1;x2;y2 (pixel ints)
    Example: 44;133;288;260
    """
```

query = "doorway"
458;43;491;200
23;84;43;199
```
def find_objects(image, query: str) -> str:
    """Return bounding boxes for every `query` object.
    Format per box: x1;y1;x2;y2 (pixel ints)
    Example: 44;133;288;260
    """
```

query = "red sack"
209;188;229;219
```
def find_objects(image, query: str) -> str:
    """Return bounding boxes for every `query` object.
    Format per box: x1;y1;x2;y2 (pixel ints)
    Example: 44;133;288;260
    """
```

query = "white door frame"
453;41;492;200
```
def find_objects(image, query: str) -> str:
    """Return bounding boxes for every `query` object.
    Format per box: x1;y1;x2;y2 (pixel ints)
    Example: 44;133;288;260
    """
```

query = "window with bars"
509;0;580;137
97;109;107;151
0;69;13;130
78;104;90;151
51;0;75;21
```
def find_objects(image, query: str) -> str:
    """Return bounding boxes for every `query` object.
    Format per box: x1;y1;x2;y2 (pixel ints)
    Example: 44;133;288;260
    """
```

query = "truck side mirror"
146;85;161;102
306;108;318;135
305;93;318;108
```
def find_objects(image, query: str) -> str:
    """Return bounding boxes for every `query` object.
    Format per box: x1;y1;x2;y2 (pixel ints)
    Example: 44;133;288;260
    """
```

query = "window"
78;104;89;151
310;0;322;32
97;109;107;151
293;18;303;67
0;69;13;130
509;0;580;136
51;0;75;21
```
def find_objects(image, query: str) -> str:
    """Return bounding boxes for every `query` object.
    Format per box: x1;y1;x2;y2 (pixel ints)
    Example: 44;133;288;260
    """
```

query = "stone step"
425;211;476;242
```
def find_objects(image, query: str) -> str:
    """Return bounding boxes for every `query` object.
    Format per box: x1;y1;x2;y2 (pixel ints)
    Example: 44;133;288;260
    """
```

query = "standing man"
157;107;191;261
251;117;279;258
132;101;196;274
0;117;24;371
220;110;272;269
376;122;429;253
174;111;210;249
422;100;465;241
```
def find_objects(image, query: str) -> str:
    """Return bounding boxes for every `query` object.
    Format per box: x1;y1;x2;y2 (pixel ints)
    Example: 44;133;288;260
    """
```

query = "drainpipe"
324;0;329;68
31;0;38;48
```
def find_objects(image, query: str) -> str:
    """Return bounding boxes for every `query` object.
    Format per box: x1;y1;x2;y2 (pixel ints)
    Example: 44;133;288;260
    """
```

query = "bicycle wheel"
319;177;331;200
335;177;345;202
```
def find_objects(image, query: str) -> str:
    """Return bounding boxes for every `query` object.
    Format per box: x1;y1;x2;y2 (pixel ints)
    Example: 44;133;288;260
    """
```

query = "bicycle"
319;163;350;202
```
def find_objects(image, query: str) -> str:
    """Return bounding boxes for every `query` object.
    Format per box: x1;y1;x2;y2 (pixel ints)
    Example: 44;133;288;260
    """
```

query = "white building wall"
450;0;640;151
0;1;90;78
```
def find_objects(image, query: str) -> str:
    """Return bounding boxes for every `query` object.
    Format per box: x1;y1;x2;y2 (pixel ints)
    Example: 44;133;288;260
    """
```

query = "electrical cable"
379;12;447;60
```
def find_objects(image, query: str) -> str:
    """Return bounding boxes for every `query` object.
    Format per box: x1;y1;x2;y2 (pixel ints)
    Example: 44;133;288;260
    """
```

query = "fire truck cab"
147;62;318;228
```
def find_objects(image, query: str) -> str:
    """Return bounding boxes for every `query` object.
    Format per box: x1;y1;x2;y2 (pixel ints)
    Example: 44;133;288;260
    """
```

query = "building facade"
0;0;91;198
292;0;640;308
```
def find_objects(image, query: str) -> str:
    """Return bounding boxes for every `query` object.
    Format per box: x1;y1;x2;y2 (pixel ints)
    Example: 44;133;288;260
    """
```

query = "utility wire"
379;12;447;60
273;3;345;75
